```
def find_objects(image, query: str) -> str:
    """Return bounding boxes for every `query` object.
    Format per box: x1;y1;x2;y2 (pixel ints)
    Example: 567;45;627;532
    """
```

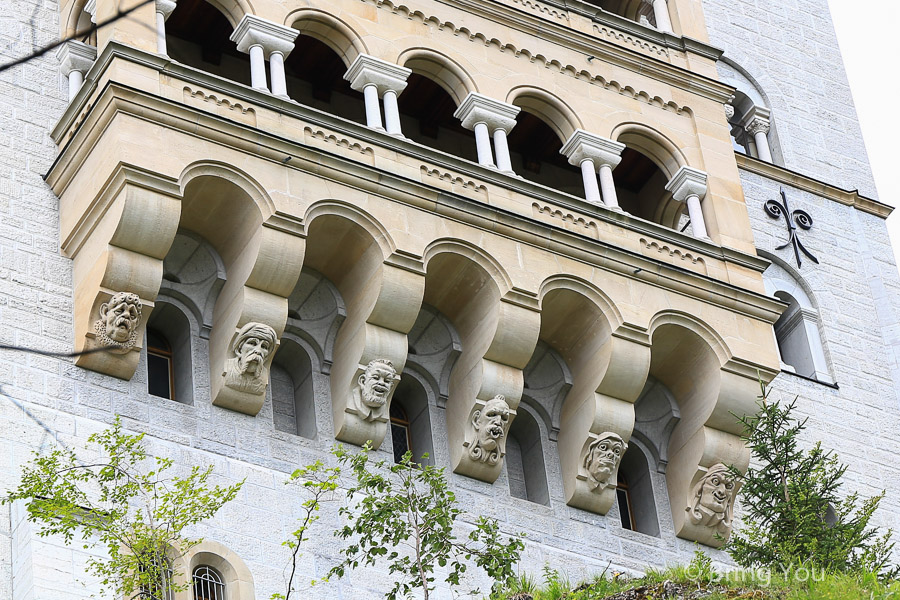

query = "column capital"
56;40;97;76
724;103;735;120
344;54;412;96
230;15;299;58
156;0;177;19
741;105;771;135
561;129;625;169
665;166;708;202
453;92;520;133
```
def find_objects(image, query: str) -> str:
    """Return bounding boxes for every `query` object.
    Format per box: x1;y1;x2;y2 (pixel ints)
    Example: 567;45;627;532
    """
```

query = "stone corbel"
209;214;305;415
449;289;541;482
331;250;426;447
560;324;651;515
668;361;771;547
66;169;182;379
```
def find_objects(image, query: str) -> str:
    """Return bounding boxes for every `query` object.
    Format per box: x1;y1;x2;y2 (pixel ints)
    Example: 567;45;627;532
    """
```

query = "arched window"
269;338;317;439
165;0;250;87
616;473;635;530
505;407;550;506
147;329;174;400
146;302;195;404
615;443;660;536
192;565;226;600
506;109;582;195
389;375;435;465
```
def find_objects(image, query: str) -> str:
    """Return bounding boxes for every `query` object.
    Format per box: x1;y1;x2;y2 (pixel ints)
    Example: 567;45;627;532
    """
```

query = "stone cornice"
47;45;783;326
734;153;893;219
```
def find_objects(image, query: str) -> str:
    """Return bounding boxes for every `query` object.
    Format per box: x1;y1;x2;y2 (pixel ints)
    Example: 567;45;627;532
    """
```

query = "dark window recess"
616;475;636;531
147;330;174;400
389;403;411;464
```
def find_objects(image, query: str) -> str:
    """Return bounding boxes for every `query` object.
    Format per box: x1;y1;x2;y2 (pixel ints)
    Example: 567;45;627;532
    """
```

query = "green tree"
3;417;243;599
327;445;525;599
727;382;896;578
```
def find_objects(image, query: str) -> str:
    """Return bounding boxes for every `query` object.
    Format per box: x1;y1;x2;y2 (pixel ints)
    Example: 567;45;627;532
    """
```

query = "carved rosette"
685;463;738;539
349;358;401;422
464;395;513;466
92;291;143;355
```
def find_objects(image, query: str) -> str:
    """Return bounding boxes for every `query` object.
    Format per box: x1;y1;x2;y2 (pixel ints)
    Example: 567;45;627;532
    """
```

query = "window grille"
389;403;411;463
193;565;226;600
139;556;174;600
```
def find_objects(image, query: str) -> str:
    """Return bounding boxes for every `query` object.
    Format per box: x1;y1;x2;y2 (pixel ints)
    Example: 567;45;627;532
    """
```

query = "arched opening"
397;73;476;160
718;59;780;165
192;565;225;600
166;0;250;86
615;442;660;536
146;302;194;404
389;375;435;465
269;337;317;439
506;110;582;194
505;406;550;505
613;146;686;231
283;35;364;123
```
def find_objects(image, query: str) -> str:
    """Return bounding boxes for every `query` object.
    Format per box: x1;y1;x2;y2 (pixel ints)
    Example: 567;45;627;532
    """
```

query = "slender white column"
741;106;773;163
454;93;520;172
579;159;602;205
344;54;411;134
383;90;402;135
155;0;176;55
56;41;97;102
665;166;710;241
230;15;299;94
598;164;621;210
474;123;494;166
651;0;673;32
269;51;288;97
363;84;384;130
248;45;267;90
751;127;773;163
561;129;625;209
493;128;513;173
685;194;709;240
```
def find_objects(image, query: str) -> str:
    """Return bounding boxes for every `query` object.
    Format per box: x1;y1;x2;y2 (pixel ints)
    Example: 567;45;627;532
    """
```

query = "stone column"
56;41;97;101
742;106;773;163
84;0;97;23
561;130;625;210
665;166;710;241
453;93;520;174
155;0;176;55
230;15;299;96
344;54;412;135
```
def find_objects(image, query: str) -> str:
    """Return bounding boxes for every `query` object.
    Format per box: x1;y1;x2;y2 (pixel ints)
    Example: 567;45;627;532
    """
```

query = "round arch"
506;86;583;142
303;199;396;260
169;539;255;600
423;238;513;296
397;48;478;106
647;310;731;367
180;160;274;217
539;274;623;331
610;122;688;180
285;9;368;67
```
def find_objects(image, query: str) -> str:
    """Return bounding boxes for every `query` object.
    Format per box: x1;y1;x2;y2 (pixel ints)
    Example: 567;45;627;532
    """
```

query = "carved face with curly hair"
94;292;142;353
468;395;512;465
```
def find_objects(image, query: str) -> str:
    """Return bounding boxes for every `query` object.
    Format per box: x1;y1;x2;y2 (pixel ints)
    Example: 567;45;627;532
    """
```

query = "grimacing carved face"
359;362;396;408
588;435;625;483
474;397;511;448
699;466;736;514
101;294;141;342
236;334;272;376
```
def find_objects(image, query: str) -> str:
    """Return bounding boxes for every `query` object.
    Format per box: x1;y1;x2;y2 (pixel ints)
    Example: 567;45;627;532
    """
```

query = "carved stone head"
583;432;627;491
468;395;512;465
94;292;142;353
224;322;277;395
358;359;399;411
686;463;737;533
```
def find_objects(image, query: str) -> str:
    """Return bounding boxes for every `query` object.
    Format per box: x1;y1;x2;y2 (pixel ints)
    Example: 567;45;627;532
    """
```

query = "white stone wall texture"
1;0;900;597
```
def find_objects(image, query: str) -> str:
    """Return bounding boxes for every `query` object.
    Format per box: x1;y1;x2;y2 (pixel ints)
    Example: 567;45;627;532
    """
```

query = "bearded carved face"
358;360;397;409
100;293;141;343
584;433;626;490
236;334;272;378
224;322;278;396
473;396;511;452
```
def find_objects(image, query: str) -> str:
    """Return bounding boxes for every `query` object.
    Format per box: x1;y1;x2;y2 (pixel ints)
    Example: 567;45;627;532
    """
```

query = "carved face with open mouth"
358;359;398;409
100;292;142;343
475;396;511;450
700;467;735;513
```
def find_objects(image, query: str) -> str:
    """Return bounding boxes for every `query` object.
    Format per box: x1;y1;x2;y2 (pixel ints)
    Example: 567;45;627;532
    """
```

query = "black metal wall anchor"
764;187;818;267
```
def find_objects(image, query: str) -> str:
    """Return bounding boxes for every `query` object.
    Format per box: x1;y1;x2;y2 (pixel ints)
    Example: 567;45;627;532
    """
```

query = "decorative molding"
421;166;488;198
184;86;257;126
639;237;708;274
763;187;818;268
358;0;696;115
593;24;668;57
532;203;599;239
303;126;375;159
508;0;569;20
734;154;892;219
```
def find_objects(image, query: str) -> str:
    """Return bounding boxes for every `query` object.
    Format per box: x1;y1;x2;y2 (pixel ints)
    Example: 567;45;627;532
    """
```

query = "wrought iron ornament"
764;187;818;267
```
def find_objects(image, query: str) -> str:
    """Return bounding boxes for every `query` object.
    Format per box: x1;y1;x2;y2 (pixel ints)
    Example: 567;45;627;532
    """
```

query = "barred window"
389;403;411;463
193;565;225;600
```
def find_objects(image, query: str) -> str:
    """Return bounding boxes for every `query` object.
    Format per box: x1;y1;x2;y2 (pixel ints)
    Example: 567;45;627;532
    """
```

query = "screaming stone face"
102;293;141;343
474;396;511;451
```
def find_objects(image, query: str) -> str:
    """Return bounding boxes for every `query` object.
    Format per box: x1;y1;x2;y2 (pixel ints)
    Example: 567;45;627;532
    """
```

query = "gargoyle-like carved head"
468;395;511;465
224;322;277;395
686;463;737;534
583;432;626;491
358;359;398;410
95;292;142;353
